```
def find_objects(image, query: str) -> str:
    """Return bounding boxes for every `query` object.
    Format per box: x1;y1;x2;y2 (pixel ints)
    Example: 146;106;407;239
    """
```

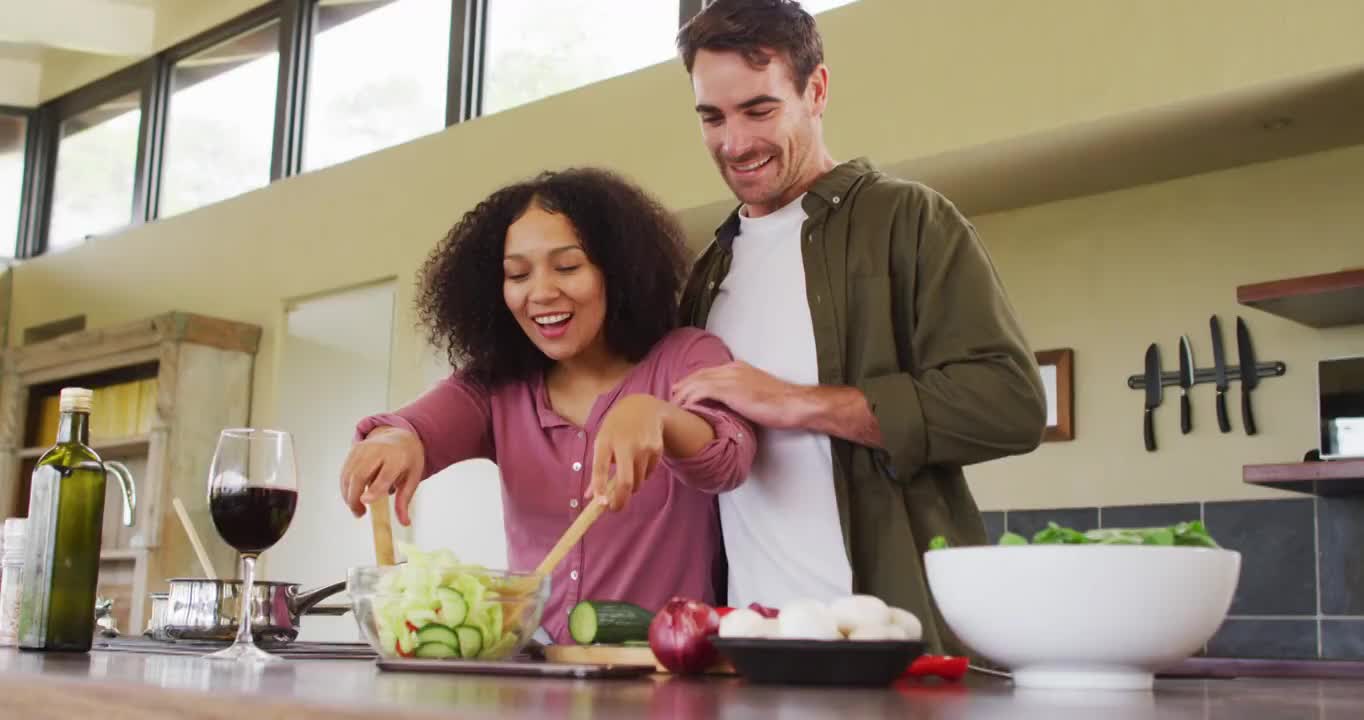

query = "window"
482;0;678;116
161;21;281;218
48;92;143;252
305;0;451;171
0;113;25;258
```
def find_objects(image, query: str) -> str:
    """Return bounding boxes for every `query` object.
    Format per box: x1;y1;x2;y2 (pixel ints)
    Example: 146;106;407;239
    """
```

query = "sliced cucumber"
437;589;468;627
414;642;458;659
568;601;654;645
456;625;483;658
405;608;439;628
416;624;460;649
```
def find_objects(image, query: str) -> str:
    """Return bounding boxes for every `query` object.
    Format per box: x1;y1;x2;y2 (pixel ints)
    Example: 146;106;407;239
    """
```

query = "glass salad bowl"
348;550;549;661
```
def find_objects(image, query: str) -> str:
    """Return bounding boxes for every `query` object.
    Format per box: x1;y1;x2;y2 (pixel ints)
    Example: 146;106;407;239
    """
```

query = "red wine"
209;486;298;554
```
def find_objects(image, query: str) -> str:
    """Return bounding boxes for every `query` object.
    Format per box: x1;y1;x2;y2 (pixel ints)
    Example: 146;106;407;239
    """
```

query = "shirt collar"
714;157;876;251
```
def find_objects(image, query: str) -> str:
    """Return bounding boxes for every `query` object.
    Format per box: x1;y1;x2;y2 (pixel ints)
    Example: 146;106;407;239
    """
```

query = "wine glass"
203;428;299;663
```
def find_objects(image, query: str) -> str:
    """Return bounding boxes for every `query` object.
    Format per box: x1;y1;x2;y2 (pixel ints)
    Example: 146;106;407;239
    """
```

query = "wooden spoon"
369;494;396;566
172;497;218;580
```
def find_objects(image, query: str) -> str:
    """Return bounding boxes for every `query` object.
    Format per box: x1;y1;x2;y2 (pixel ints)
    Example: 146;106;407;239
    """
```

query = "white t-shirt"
704;195;854;608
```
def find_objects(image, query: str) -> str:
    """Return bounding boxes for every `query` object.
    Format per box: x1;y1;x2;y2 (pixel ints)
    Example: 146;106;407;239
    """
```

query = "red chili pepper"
903;655;969;681
715;607;736;618
395;639;414;658
405;621;419;634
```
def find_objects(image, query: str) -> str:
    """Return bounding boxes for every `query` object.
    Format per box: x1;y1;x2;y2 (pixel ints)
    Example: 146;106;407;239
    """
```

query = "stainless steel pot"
160;578;346;644
144;592;170;640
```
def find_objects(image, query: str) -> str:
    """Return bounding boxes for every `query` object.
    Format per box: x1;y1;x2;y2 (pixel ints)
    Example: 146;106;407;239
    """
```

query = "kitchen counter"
2;649;1363;719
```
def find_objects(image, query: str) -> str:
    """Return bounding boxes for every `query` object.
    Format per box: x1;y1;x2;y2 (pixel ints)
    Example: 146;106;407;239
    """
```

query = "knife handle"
1180;394;1191;434
1216;391;1231;433
1241;385;1257;436
1144;408;1156;452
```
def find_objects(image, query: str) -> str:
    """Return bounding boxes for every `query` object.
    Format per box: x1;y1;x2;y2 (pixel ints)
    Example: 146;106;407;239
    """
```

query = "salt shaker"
0;518;27;646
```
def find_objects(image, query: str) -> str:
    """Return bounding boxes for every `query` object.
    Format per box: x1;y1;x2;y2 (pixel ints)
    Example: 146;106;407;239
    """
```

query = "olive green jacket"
680;158;1047;655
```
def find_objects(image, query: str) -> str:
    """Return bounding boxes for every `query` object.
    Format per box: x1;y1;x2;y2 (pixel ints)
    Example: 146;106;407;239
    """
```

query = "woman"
340;168;755;643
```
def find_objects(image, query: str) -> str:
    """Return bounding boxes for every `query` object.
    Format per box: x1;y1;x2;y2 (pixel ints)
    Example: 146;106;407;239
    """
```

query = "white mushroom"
719;608;769;638
887;607;923;641
778;600;842;640
829;595;891;636
848;624;911;641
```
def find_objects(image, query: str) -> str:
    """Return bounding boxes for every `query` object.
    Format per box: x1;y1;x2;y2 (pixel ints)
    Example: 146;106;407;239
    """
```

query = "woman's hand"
587;394;670;511
340;426;425;526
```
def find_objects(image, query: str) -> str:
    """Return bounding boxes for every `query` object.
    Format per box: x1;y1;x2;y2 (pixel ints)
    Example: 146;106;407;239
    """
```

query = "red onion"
747;602;780;619
649;597;720;674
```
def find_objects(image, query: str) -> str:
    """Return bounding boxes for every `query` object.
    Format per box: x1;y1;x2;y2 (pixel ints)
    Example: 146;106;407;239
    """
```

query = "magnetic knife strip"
1127;361;1286;390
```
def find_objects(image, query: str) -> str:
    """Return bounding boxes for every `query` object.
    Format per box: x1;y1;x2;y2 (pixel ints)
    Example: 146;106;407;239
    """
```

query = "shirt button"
814;294;822;304
569;498;579;509
832;195;841;204
570;571;579;581
572;461;582;471
576;431;584;439
807;234;814;244
737;432;744;439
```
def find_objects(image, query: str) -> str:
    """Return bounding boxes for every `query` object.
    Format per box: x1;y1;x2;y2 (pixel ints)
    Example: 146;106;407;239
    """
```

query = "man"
669;0;1047;655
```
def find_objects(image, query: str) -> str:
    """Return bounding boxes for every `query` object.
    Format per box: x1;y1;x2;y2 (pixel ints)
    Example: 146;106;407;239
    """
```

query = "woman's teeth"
534;313;572;325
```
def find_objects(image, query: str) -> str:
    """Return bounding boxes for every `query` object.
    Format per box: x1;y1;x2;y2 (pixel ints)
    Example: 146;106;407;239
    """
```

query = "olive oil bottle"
19;388;115;651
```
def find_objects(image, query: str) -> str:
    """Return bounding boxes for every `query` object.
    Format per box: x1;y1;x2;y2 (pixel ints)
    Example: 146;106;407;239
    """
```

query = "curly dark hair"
678;0;824;92
418;167;689;387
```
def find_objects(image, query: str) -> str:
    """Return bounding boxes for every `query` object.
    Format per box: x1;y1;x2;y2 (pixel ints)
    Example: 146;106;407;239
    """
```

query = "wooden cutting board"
544;644;735;675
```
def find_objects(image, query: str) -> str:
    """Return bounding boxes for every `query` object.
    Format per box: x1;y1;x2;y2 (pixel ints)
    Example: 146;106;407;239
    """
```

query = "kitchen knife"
1144;343;1162;452
1210;315;1232;433
1236;317;1258;436
1178;335;1195;434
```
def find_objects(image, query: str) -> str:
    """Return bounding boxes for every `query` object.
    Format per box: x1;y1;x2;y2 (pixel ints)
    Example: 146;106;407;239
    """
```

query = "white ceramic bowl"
925;545;1240;690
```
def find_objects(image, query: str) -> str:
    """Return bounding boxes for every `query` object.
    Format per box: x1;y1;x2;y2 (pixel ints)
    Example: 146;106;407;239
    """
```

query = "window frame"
14;0;696;258
0;104;36;258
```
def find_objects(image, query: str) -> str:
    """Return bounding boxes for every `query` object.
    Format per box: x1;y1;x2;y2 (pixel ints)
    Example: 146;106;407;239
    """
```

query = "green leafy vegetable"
998;532;1028;546
925;521;1219;551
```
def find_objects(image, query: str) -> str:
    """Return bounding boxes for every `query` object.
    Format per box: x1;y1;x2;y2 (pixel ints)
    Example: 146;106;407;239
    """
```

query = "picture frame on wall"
1035;348;1074;442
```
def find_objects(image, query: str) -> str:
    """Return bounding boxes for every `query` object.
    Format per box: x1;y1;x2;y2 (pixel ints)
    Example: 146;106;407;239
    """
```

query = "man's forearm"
787;384;884;448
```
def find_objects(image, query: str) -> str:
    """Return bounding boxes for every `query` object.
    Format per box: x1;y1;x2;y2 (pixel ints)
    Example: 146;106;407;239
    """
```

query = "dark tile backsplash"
1101;502;1201;529
981;496;1364;662
1204;499;1316;616
981;511;1004;544
1006;507;1099;541
1321;620;1364;660
1206;619;1318;660
1318;496;1364;615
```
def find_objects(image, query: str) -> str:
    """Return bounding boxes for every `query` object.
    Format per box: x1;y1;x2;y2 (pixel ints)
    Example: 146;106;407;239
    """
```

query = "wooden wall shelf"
1237;268;1364;328
1243;459;1364;496
1;311;261;635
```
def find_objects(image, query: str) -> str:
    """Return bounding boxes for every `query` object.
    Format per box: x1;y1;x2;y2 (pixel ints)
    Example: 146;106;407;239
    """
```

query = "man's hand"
672;361;885;447
340;426;425;526
587;394;668;511
671;361;805;429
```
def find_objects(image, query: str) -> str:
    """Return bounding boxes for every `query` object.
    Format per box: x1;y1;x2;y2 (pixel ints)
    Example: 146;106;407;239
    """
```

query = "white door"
269;281;395;641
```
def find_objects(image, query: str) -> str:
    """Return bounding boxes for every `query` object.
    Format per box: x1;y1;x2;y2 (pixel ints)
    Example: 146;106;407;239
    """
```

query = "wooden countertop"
4;649;1364;719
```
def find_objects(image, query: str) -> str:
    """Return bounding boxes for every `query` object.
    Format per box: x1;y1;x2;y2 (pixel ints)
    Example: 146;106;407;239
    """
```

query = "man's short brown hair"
677;0;824;92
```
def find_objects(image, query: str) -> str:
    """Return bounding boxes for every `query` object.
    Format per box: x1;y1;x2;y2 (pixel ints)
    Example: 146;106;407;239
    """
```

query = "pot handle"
291;580;347;616
104;460;137;527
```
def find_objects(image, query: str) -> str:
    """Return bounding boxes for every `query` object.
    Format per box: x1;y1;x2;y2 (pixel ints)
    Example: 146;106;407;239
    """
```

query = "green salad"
929;520;1219;550
374;545;523;660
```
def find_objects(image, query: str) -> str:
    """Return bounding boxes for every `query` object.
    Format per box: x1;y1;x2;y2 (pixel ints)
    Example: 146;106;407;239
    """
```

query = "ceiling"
0;0;268;107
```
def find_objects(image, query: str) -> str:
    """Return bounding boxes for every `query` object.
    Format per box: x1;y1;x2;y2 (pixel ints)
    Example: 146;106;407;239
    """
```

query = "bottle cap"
58;387;94;413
